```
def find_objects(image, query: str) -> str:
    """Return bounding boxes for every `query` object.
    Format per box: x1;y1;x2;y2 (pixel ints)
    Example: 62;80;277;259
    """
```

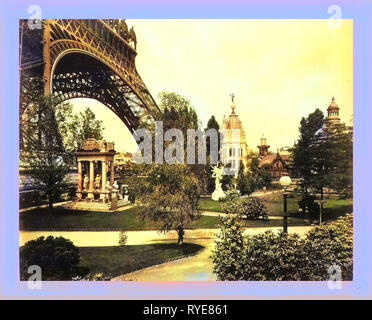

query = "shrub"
220;187;241;214
221;192;268;220
298;194;320;213
242;231;307;280
302;214;353;280
20;236;80;280
212;214;353;281
212;215;246;280
118;231;128;247
239;197;268;220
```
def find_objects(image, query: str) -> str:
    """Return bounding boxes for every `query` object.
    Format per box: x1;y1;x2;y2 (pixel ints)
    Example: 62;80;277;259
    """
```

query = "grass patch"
198;199;223;213
20;207;221;231
199;193;352;222
78;243;204;278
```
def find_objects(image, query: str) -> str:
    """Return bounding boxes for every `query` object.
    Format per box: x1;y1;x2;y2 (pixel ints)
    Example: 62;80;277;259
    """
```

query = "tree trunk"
177;227;184;245
48;195;53;216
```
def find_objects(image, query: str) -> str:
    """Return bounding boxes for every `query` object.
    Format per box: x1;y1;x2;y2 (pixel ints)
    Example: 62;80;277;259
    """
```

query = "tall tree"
130;164;201;245
292;108;353;201
20;95;73;212
63;107;104;152
292;108;325;196
157;91;199;131
204;115;221;193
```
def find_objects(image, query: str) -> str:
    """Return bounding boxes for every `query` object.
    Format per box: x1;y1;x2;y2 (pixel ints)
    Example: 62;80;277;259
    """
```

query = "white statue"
112;180;119;191
83;174;89;190
211;165;226;201
112;180;119;200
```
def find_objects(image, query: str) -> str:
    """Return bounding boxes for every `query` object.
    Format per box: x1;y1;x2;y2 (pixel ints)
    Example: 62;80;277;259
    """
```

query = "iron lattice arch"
20;19;159;133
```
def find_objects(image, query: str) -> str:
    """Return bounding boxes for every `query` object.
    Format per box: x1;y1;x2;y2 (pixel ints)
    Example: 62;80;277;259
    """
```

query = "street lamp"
279;175;292;234
315;195;328;225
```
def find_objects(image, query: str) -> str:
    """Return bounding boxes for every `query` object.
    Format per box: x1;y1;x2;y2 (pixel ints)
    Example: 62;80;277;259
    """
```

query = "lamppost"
279;175;292;234
315;194;328;225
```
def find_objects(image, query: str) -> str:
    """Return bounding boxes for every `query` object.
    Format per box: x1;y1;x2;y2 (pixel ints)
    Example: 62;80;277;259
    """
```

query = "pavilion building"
220;99;251;172
65;139;129;212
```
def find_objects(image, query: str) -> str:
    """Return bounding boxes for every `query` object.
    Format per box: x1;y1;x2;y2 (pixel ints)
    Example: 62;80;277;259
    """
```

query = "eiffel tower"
20;19;159;134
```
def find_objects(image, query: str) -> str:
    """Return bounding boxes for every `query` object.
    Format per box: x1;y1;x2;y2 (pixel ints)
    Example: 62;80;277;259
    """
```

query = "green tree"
204;115;221;193
64;107;104;152
157;91;199;131
292;109;353;205
20;95;74;212
236;159;272;195
292;109;325;193
21;93;105;211
132;164;201;245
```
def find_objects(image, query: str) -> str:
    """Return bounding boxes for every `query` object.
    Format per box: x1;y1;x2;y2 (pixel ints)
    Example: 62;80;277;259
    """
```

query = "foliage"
212;214;353;280
20;91;105;210
292;108;353;199
303;214;353;280
63;107;104;151
130;164;202;244
221;192;268;220
236;159;272;195
212;215;246;280
118;231;128;247
220;187;241;214
239;197;269;220
20;95;74;211
204;115;221;193
156;91;199;131
20;236;80;280
298;193;320;213
242;231;307;280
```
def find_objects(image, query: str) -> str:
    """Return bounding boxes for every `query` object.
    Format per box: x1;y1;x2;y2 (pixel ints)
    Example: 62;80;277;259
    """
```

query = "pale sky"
70;19;353;153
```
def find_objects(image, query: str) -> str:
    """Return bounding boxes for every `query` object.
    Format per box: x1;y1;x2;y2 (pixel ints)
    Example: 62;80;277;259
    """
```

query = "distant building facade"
326;96;341;126
257;135;270;158
257;136;291;180
114;152;133;169
220;99;251;171
258;153;289;180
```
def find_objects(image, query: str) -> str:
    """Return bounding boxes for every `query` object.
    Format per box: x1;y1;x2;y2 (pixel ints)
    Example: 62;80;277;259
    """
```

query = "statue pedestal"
212;187;226;201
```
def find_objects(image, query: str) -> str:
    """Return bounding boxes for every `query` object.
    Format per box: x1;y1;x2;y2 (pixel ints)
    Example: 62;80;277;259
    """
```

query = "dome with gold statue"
220;94;251;171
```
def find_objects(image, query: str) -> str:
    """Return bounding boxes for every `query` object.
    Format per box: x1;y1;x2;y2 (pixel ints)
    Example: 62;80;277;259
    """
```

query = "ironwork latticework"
20;19;159;133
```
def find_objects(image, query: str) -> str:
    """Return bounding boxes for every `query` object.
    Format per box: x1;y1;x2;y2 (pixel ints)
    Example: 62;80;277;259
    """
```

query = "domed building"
326;96;341;126
220;97;251;172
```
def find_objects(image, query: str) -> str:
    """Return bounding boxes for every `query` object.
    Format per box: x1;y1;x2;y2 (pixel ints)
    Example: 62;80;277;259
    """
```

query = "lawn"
20;207;220;231
78;243;204;279
198;199;224;213
199;193;353;222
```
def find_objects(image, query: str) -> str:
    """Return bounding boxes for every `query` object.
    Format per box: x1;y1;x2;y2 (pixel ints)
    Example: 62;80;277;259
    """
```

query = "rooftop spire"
230;93;236;114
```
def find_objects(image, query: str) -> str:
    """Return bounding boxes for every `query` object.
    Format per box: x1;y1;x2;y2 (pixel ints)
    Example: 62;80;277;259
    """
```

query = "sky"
70;19;353;154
